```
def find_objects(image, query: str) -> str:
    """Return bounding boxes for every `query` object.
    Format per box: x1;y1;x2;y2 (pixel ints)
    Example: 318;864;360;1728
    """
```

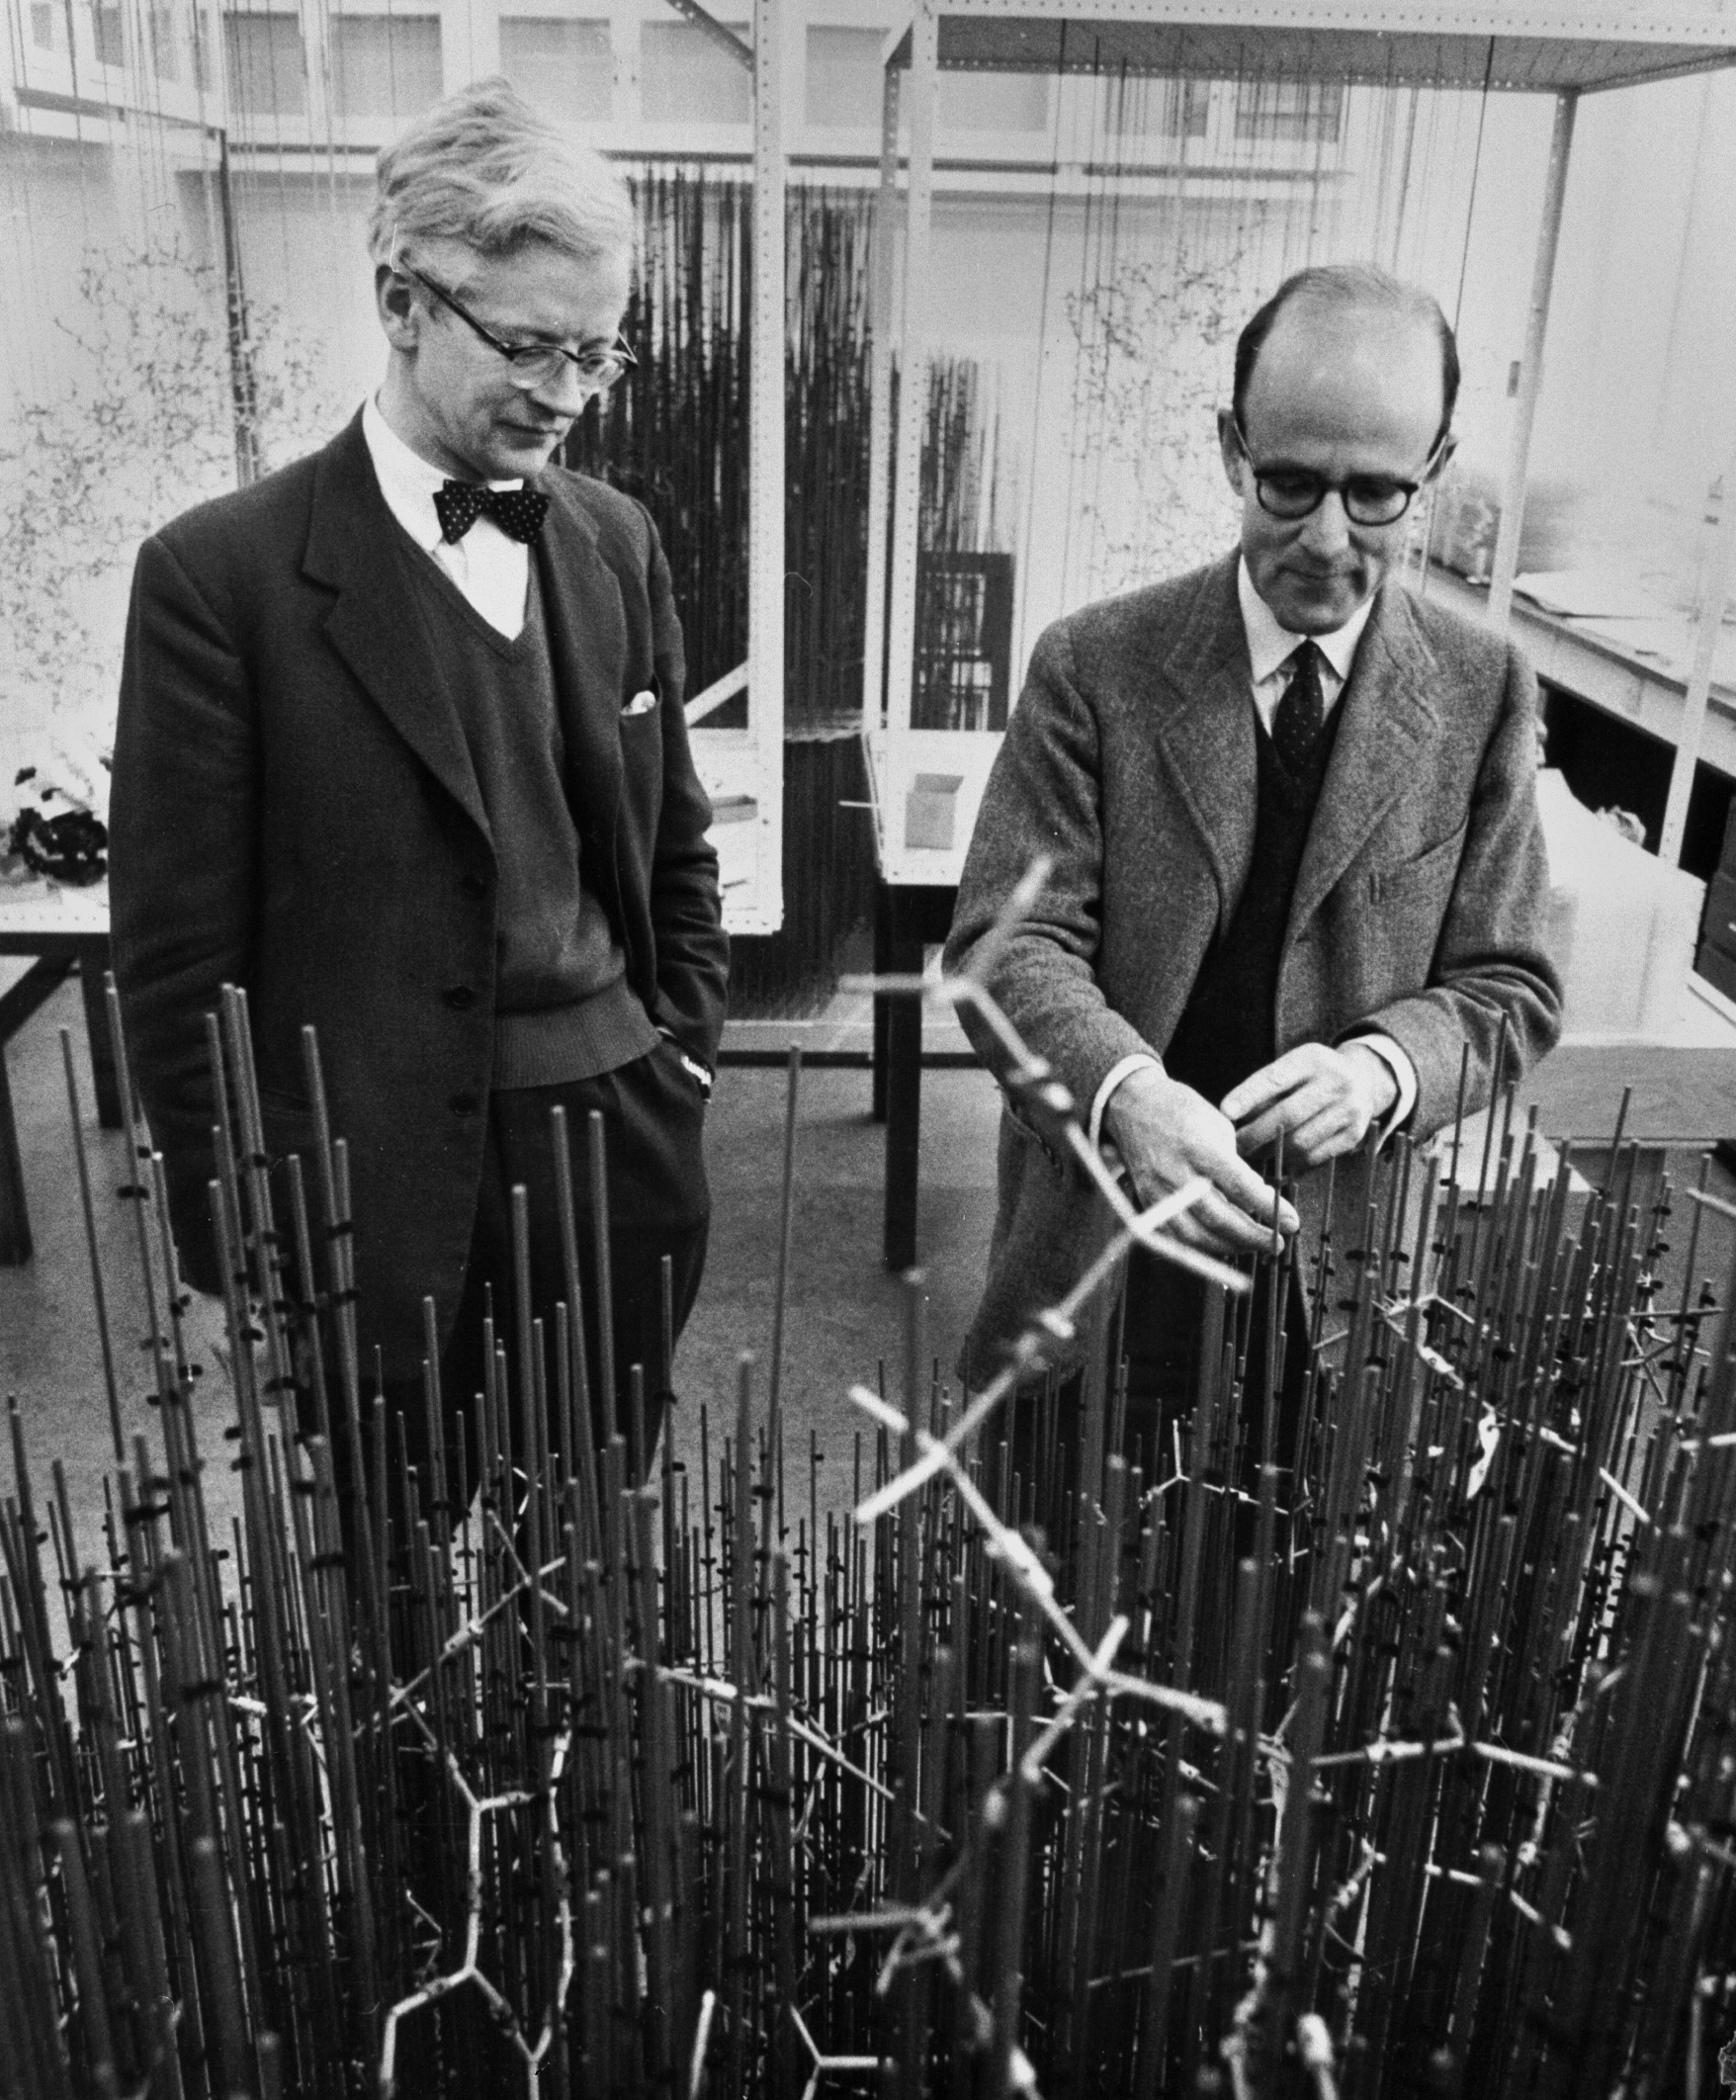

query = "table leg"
883;892;924;1271
77;943;123;1130
0;1047;31;1265
871;879;892;1124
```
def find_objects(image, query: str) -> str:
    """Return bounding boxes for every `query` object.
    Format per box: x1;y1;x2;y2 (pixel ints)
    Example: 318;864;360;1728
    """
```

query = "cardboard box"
905;772;963;852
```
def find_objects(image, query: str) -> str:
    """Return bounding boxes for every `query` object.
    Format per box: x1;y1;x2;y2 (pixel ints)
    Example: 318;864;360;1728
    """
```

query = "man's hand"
1104;1065;1300;1257
1220;1042;1397;1172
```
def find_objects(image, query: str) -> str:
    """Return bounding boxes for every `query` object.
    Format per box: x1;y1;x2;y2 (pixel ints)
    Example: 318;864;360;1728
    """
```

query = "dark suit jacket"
942;553;1562;1376
110;412;728;1376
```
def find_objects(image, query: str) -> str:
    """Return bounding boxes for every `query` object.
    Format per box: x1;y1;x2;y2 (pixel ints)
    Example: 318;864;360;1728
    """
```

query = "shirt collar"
361;394;524;553
1237;555;1375;687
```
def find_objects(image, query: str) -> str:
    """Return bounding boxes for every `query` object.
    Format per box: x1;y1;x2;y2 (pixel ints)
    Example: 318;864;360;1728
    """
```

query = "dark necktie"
433;481;550;546
1273;640;1327;773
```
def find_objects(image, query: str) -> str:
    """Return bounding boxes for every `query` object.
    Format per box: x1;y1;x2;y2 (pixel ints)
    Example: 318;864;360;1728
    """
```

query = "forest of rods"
1;977;1735;2100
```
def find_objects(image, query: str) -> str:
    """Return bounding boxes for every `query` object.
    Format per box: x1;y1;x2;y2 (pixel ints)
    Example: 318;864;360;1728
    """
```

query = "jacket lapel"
1148;557;1259;937
535;481;626;851
304;414;493;846
1289;582;1440;933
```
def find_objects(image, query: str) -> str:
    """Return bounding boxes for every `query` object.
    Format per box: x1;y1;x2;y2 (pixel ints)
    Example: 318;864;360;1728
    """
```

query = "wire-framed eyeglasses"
1231;413;1451;528
399;259;637;394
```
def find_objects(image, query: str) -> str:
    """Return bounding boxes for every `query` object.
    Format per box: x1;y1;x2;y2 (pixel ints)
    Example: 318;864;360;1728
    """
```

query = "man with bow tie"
110;80;728;1489
944;264;1561;1462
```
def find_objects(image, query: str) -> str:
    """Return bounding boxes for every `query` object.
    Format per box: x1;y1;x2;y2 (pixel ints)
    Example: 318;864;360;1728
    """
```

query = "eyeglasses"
1231;414;1450;527
399;260;637;394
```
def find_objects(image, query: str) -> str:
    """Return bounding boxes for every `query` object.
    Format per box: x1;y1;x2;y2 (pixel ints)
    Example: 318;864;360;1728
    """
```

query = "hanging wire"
1414;35;1496;599
1013;18;1065;682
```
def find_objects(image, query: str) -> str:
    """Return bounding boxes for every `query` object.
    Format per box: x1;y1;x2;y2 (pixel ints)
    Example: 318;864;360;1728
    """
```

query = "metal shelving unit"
861;3;1736;883
856;2;1736;1266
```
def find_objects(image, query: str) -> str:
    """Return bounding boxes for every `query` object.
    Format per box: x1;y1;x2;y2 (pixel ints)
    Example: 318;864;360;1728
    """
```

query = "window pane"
330;13;443;120
1104;73;1208;139
641;20;748;125
937;70;1048;132
806;27;881;129
92;1;125;66
223;13;306;115
30;3;55;49
150;5;179;78
500;16;612;122
1233;78;1343;144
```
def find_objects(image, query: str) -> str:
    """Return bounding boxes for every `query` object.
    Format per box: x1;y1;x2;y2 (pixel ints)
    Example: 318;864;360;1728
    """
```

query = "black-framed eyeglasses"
399;260;637;394
1231;414;1451;528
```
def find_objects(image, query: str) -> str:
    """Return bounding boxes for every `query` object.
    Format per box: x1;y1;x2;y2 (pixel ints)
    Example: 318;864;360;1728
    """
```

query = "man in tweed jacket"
944;266;1561;1421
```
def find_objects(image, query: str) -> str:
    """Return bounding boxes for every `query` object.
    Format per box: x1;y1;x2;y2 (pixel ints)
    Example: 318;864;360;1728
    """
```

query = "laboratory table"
0;881;119;1264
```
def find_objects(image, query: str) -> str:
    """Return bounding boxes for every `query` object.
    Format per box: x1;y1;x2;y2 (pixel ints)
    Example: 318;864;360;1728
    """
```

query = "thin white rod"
861;61;902;737
684;660;748;727
1661;467;1736;867
884;0;935;745
1486;89;1576;635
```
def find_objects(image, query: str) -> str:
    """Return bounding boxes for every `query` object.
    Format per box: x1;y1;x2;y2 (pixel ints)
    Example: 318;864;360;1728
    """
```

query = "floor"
0;978;1002;1545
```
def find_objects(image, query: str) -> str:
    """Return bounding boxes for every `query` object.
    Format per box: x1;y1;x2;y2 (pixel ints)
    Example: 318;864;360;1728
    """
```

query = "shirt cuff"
1088;1052;1165;1154
1344;1031;1417;1139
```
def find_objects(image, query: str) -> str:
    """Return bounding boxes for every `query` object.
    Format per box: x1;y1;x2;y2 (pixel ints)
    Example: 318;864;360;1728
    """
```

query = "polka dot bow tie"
433;481;550;546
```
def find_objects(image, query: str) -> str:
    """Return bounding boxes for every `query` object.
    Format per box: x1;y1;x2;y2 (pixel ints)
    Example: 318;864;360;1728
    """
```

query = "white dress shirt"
362;395;531;640
1088;557;1418;1150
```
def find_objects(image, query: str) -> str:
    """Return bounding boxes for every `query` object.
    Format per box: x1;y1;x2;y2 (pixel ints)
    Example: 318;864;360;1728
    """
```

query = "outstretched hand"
1104;1065;1299;1258
1220;1041;1397;1171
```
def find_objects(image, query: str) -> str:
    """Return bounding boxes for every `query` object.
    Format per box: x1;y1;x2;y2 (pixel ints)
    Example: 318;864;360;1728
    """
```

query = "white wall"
4;16;1735;817
0;129;238;809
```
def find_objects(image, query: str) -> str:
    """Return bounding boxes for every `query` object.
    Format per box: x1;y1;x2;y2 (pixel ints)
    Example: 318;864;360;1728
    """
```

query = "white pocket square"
622;688;658;717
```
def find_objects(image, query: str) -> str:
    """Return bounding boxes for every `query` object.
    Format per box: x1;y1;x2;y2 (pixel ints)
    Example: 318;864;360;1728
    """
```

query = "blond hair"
368;77;634;276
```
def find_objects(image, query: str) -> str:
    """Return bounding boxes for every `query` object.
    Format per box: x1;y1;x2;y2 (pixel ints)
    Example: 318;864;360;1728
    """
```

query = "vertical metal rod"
884;0;935;749
1660;443;1736;864
766;1044;803;1530
1486;89;1577;632
862;53;903;734
58;1029;124;1462
749;0;788;928
588;1109;617;1440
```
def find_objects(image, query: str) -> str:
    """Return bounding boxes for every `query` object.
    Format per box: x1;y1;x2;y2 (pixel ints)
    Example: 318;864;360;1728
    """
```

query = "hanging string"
1450;39;1497;341
1414;35;1495;598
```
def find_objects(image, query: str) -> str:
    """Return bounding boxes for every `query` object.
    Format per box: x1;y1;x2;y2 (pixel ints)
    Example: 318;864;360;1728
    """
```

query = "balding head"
1234;265;1458;442
1217;267;1457;634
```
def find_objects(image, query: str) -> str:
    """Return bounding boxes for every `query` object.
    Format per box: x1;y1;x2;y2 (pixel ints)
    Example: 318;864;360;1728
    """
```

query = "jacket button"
443;985;477;1010
460;871;488;900
449;1092;479;1117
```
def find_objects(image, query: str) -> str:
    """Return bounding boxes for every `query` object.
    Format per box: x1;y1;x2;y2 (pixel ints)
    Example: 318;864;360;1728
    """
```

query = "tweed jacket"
942;552;1562;1377
110;411;729;1377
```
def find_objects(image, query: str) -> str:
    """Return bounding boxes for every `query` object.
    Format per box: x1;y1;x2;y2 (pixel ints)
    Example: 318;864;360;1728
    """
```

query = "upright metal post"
1661;457;1736;866
749;0;787;928
883;0;935;743
1486;89;1577;633
861;58;903;734
216;131;263;489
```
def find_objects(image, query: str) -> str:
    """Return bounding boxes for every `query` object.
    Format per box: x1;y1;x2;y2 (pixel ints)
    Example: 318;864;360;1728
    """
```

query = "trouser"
1120;1248;1310;1488
302;1044;710;1521
387;1043;713;1506
368;1047;709;2094
1009;1249;1309;1529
